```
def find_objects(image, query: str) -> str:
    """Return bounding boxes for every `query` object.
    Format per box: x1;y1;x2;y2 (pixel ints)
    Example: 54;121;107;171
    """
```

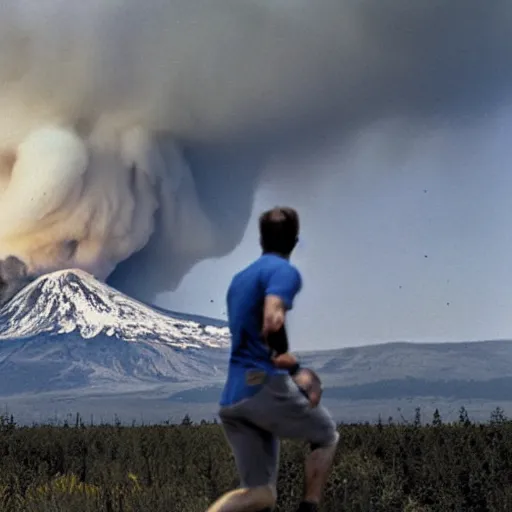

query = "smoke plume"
0;256;32;306
0;0;510;302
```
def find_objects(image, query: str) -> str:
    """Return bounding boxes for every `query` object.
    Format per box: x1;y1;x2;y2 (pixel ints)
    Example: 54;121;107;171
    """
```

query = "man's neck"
262;251;290;260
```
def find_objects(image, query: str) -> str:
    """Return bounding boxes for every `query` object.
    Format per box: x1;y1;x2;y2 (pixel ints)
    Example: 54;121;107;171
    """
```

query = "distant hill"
296;339;512;387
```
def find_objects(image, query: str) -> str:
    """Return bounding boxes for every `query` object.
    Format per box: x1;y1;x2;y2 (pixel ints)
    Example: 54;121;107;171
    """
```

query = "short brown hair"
259;206;299;255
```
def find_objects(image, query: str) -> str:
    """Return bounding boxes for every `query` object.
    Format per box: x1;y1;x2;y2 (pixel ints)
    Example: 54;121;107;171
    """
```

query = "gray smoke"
0;256;33;307
0;0;509;302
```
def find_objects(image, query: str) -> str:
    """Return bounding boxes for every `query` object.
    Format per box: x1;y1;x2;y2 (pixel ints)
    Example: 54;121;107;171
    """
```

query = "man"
207;207;339;512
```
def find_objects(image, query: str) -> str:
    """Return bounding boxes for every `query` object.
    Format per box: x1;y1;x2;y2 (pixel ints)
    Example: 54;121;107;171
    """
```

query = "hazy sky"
0;0;511;353
157;101;512;351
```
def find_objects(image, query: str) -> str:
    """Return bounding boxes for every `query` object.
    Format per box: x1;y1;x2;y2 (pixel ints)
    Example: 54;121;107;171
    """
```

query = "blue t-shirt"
219;253;302;406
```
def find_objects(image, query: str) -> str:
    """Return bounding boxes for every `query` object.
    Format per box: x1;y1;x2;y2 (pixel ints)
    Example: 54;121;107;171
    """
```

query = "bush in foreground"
0;408;511;511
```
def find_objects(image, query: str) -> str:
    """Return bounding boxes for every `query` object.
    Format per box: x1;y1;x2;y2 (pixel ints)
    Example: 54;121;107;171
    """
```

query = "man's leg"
299;439;338;510
207;409;279;512
238;374;340;511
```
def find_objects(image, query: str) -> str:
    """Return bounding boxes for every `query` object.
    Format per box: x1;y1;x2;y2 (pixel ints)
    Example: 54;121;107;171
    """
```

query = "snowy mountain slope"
0;269;229;348
0;269;230;395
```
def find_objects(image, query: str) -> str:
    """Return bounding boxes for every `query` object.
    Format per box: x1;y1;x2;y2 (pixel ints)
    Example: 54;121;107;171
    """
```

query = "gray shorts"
218;372;339;488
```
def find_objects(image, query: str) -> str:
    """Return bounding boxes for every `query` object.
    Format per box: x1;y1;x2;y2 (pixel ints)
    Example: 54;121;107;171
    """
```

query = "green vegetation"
0;407;511;511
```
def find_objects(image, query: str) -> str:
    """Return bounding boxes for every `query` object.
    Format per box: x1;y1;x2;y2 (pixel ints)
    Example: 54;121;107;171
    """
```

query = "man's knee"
310;423;339;452
267;484;277;505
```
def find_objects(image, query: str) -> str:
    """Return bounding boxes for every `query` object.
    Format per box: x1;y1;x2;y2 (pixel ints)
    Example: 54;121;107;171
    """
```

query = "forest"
0;407;510;511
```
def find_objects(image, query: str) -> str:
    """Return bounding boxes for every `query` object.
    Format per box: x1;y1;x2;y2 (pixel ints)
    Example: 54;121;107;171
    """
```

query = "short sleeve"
265;264;302;310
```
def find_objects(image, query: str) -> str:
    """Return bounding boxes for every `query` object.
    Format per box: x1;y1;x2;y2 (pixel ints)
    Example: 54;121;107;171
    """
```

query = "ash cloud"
0;256;32;307
0;0;510;301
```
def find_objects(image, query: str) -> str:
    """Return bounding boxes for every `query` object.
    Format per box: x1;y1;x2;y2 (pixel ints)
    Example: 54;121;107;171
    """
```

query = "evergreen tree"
181;413;193;426
432;408;442;427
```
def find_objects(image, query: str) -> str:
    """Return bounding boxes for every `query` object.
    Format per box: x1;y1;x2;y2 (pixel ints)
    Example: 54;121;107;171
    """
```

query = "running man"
207;206;339;512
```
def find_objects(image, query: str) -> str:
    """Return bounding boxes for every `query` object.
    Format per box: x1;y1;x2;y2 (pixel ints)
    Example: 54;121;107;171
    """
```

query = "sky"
37;0;504;351
5;0;509;352
157;103;512;351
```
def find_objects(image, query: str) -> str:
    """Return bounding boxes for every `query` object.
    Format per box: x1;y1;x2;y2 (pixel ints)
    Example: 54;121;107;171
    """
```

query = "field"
0;407;511;511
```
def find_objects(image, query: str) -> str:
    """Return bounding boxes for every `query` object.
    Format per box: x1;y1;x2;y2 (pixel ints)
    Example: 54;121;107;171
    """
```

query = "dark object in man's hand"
266;324;289;355
292;368;323;407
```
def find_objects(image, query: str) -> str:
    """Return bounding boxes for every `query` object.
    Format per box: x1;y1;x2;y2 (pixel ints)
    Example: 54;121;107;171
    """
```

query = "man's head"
259;206;299;257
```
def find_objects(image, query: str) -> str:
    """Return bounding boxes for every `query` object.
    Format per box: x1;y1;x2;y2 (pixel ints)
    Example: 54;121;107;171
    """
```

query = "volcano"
0;270;230;396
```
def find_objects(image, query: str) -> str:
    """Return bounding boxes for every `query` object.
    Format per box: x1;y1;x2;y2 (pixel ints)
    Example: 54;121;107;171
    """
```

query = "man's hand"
271;352;298;369
272;354;323;407
292;368;323;408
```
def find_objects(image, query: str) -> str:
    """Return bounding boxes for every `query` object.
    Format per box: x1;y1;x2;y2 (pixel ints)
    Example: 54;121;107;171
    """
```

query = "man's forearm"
265;325;289;355
264;320;300;375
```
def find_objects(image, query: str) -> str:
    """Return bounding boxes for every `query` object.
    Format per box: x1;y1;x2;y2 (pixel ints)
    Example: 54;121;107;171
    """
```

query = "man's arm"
261;265;302;368
263;297;299;372
262;294;287;339
262;294;292;358
262;264;301;333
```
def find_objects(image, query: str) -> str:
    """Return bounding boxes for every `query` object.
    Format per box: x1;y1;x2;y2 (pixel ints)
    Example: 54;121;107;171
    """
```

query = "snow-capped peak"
0;269;230;348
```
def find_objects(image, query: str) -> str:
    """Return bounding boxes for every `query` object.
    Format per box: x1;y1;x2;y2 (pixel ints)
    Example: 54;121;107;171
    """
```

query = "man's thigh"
219;407;280;488
244;374;339;448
